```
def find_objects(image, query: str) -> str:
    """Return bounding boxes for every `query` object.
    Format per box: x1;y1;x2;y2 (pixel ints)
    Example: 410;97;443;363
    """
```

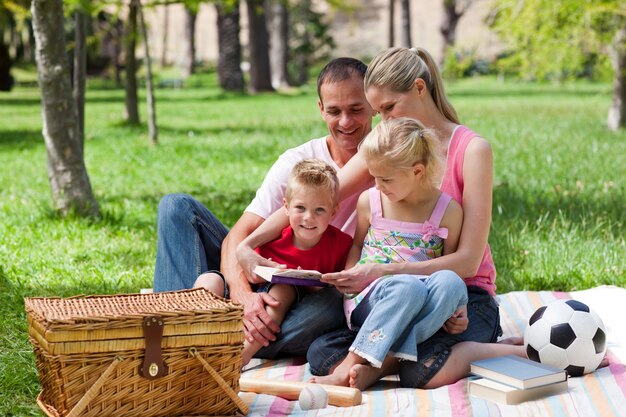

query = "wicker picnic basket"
25;288;249;417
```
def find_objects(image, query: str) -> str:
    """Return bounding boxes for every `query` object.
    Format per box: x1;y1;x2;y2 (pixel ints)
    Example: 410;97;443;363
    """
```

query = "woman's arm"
441;199;463;256
337;150;372;202
322;191;371;293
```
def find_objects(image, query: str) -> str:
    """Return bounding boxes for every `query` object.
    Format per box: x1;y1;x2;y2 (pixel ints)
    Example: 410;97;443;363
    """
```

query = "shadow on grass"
0;130;42;151
491;183;625;292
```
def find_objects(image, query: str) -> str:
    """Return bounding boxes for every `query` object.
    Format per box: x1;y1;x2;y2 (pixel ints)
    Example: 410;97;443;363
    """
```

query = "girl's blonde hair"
285;159;340;205
360;118;444;187
364;47;460;124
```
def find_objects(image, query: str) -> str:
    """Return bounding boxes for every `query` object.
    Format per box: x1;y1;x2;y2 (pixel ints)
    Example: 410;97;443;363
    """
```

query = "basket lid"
25;288;240;323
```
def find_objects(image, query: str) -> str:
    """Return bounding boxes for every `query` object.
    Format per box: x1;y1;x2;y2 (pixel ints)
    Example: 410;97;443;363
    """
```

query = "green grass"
0;71;624;415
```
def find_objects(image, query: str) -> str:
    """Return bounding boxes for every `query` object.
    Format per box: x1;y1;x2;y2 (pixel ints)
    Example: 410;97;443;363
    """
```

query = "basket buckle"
140;315;167;379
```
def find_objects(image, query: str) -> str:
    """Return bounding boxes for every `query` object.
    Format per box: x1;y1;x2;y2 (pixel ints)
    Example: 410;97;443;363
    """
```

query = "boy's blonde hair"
364;47;460;125
360;118;444;187
285;159;340;205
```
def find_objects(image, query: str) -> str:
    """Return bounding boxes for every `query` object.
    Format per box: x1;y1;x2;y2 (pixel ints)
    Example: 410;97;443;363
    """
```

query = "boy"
194;159;352;365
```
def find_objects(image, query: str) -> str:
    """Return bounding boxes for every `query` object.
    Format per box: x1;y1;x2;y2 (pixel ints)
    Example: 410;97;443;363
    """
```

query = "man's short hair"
317;57;367;101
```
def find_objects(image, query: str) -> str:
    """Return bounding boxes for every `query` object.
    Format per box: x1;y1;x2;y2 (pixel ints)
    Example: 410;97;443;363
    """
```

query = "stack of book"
469;355;568;405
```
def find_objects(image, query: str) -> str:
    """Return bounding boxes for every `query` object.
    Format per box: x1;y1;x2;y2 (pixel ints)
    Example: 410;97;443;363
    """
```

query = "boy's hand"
442;305;468;334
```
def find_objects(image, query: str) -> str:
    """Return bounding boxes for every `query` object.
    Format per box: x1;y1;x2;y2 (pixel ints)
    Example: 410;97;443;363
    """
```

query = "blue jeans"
398;286;502;388
308;270;468;373
153;193;346;358
154;194;228;292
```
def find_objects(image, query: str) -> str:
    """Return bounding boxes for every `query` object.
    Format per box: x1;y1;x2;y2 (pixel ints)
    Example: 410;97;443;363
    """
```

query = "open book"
253;266;328;287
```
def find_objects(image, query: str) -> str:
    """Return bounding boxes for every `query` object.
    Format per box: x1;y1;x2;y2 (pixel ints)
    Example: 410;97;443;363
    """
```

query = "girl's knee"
431;270;467;303
383;275;428;299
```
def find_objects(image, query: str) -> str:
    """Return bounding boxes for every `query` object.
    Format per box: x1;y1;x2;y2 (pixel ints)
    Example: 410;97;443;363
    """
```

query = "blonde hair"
360;118;444;187
285;159;340;205
364;47;460;124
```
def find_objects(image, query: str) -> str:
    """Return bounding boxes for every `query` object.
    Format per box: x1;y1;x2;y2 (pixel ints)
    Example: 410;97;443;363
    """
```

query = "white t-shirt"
245;137;363;237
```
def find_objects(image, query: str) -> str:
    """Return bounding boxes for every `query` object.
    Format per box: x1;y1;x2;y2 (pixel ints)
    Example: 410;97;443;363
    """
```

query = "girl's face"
367;160;420;202
284;185;337;249
365;84;422;121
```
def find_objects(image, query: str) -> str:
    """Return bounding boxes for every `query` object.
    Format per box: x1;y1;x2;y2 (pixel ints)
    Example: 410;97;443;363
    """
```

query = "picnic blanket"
239;285;626;417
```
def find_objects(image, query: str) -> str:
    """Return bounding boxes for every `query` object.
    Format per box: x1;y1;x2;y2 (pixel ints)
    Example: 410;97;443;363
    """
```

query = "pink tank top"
441;125;496;295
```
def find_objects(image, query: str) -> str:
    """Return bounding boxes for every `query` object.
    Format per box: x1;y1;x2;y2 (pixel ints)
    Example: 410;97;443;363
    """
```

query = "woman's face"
365;84;421;121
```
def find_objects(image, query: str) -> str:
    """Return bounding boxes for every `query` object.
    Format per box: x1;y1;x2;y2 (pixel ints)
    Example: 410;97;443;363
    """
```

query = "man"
154;57;376;358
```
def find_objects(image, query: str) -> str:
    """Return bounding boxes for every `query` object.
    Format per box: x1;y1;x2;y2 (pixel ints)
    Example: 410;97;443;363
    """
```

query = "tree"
182;4;197;78
125;0;140;124
31;0;99;217
138;0;157;144
268;0;289;90
215;0;244;91
439;0;473;65
491;0;626;130
400;0;411;47
388;0;395;47
245;0;274;92
73;5;87;147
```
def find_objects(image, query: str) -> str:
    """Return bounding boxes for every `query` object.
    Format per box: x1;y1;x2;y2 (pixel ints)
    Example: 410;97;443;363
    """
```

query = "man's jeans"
153;193;345;358
154;194;228;292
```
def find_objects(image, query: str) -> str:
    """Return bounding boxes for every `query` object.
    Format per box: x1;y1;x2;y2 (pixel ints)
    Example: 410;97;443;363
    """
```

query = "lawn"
0;71;624;415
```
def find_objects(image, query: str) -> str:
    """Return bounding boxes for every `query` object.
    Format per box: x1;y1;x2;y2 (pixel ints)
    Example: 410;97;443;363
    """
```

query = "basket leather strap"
140;316;167;379
190;347;250;415
66;356;124;417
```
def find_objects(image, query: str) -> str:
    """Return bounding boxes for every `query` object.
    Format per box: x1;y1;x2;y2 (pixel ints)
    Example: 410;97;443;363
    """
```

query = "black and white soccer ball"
524;299;607;377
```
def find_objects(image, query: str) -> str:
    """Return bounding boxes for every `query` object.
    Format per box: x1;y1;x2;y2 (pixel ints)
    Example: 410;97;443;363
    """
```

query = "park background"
1;0;625;415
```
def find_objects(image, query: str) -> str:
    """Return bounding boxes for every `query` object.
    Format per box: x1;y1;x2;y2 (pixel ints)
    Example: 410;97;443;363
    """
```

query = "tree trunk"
74;9;87;150
160;4;169;67
182;6;197;78
125;0;140;124
608;28;626;131
246;0;274;93
388;0;395;47
268;0;289;90
0;32;14;91
440;0;462;65
400;0;411;47
215;1;244;91
31;0;100;217
138;1;158;144
291;0;311;86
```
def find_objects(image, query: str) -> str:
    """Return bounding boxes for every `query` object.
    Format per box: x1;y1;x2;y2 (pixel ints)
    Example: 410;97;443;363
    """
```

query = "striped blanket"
239;285;626;417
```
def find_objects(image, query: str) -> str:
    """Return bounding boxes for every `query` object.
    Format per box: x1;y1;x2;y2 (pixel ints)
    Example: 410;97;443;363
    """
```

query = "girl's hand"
321;263;383;294
442;305;469;334
235;241;284;285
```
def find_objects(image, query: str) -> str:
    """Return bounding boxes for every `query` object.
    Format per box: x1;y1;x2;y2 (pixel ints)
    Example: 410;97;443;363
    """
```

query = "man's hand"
442;305;469;334
237;291;281;345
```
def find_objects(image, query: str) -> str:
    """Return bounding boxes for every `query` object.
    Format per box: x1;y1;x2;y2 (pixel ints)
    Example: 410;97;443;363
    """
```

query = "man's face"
318;75;374;155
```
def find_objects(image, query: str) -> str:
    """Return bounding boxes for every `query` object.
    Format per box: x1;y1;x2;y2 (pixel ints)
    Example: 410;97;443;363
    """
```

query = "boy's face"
284;185;337;249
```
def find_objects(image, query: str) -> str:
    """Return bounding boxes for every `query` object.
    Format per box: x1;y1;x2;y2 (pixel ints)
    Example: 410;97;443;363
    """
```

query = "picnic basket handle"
46;356;123;417
190;347;250;415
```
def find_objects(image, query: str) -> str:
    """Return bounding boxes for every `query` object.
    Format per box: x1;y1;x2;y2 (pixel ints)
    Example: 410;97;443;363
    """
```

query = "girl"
308;117;467;389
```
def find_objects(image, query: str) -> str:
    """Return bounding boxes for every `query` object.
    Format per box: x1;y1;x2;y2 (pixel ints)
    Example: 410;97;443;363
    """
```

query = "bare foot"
310;361;352;387
498;336;524;345
349;364;383;390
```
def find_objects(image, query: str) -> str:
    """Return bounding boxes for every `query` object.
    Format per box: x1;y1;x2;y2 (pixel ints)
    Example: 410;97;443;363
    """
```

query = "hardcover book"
253;266;328;287
470;355;567;389
469;377;569;405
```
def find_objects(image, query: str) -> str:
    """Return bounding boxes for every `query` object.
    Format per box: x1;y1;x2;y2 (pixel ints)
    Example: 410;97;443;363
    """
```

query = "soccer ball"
524;299;607;377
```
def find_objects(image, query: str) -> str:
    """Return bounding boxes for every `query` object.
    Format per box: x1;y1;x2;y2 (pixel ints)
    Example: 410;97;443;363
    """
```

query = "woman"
237;47;524;388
